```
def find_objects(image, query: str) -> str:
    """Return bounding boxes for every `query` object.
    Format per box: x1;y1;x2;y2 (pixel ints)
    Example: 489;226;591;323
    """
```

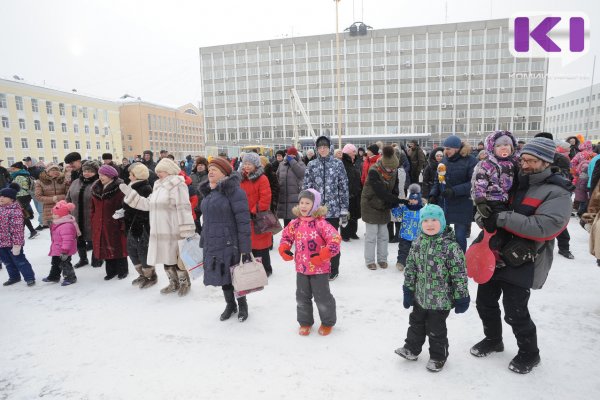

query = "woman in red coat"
240;152;273;276
91;165;128;280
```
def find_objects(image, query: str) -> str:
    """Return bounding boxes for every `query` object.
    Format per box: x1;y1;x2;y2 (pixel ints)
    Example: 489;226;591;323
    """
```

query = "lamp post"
335;0;342;149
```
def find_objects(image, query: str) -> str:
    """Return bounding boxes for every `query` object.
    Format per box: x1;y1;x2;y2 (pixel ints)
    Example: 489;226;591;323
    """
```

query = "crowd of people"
0;129;595;374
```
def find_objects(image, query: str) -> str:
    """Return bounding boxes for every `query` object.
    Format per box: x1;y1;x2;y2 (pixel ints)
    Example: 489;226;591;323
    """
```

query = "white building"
545;82;600;142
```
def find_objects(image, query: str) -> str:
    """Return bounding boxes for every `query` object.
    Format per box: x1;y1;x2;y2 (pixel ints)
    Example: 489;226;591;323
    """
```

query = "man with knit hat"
303;135;349;280
429;135;477;252
340;143;362;241
470;136;573;374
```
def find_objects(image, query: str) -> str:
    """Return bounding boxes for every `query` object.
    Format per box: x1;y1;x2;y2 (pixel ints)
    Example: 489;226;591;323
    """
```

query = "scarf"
52;214;82;237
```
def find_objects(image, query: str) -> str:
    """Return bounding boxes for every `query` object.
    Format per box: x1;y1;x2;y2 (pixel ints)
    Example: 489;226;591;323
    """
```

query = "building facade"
545;82;600;142
119;101;204;161
199;18;548;151
0;78;122;166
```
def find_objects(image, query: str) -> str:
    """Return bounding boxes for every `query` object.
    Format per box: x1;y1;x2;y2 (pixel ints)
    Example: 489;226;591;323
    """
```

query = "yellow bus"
240;145;274;157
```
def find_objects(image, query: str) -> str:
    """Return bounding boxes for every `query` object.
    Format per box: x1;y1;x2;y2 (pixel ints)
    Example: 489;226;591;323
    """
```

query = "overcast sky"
1;0;598;107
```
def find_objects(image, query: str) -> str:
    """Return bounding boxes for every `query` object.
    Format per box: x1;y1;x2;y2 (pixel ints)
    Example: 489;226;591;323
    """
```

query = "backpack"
26;175;35;197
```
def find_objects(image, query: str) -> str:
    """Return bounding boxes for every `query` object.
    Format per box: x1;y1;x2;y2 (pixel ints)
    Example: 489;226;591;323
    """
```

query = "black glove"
403;286;414;309
442;187;455;199
483;213;498;233
60;254;69;262
242;253;252;263
475;200;492;219
428;196;437;205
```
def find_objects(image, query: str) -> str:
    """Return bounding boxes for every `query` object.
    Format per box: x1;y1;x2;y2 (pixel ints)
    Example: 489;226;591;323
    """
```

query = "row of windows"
146;114;202;133
3;137;112;150
0;94;110;121
546;121;600;133
0;116;109;134
547;107;600;122
548;93;600;111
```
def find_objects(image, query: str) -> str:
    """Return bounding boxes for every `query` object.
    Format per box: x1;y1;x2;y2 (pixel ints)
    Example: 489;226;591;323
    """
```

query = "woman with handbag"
240;152;274;277
199;158;252;322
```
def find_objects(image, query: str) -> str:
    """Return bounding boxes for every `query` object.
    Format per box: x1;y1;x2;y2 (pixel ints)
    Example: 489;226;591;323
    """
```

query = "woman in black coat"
340;146;362;241
200;159;252;322
422;146;444;199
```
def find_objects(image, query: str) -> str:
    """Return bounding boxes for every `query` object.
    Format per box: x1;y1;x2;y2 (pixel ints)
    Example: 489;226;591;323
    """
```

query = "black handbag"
500;237;537;267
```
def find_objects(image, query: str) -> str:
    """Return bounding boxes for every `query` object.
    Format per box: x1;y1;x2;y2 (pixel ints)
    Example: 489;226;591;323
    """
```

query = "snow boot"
61;278;77;286
299;326;312;336
396;262;405;271
378;262;388;269
177;269;191;297
91;255;103;268
508;353;540;374
426;359;446;372
470;338;504;357
220;288;238;321
139;266;157;289
160;265;179;294
237;296;248;322
3;279;21;286
131;264;144;286
73;246;89;269
318;325;333;336
395;346;419;361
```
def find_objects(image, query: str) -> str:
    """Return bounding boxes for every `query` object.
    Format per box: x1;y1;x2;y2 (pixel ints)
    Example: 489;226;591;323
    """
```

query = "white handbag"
231;253;268;292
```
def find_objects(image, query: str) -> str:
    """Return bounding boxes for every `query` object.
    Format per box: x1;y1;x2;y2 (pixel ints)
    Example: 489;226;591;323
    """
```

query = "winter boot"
237;296;248;322
299;326;312;336
470;338;504;358
508;353;541;374
160;265;180;294
91;255;103;268
220;288;238;321
73;246;89;269
61;259;77;284
426;359;446;372
318;325;333;336
139;266;157;289
131;265;145;286
177;269;191;297
395;347;419;361
117;259;129;279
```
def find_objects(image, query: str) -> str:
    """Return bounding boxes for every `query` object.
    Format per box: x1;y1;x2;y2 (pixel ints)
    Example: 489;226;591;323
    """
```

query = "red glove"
278;244;294;261
310;247;333;265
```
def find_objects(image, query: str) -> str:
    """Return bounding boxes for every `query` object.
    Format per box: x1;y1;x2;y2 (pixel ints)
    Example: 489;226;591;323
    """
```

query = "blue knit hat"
443;135;462;149
520;137;556;163
419;204;446;234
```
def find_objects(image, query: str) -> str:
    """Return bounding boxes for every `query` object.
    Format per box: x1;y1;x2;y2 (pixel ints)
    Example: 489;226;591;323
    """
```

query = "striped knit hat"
521;137;556;163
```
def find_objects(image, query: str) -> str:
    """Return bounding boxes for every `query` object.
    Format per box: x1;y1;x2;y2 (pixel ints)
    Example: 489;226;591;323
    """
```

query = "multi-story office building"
199;18;548;151
545;82;600;142
0;78;122;166
119;101;204;161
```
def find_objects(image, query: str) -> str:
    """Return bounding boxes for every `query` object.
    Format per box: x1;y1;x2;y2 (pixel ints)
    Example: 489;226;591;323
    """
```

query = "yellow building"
119;101;204;161
0;78;122;166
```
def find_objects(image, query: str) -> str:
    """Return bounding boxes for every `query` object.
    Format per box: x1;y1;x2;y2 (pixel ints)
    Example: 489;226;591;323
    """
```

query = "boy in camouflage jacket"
395;204;469;372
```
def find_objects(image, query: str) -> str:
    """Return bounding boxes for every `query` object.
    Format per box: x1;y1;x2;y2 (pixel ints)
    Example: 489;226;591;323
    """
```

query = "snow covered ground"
1;217;599;400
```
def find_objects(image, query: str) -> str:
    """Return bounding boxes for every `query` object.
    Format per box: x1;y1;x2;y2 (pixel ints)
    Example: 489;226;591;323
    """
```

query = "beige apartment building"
119;101;204;161
0;78;122;166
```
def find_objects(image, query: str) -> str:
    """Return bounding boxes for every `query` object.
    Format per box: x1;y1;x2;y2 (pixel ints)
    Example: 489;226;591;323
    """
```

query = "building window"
19;118;26;130
50;139;56;149
75;140;80;149
34;120;41;130
5;137;12;148
95;126;99;135
82;107;88;119
48;121;55;132
61;123;67;133
72;105;77;117
86;141;91;150
105;142;110;150
85;125;89;134
32;98;39;112
104;127;109;135
0;93;6;108
96;141;100;150
46;101;53;114
15;96;24;111
1;116;8;128
36;139;43;148
63;140;69;149
21;138;28;149
93;109;97;120
127;134;132;141
74;124;79;134
59;103;65;116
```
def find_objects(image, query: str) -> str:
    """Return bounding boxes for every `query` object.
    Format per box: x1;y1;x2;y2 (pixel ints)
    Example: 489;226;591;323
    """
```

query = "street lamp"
334;0;342;149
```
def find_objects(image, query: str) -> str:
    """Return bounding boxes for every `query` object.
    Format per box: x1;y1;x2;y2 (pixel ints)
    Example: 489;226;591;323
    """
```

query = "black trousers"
556;227;570;252
396;238;413;265
340;219;358;240
404;303;450;361
475;279;539;356
387;222;401;240
252;248;272;275
326;218;340;276
283;219;292;228
105;258;128;278
48;256;76;281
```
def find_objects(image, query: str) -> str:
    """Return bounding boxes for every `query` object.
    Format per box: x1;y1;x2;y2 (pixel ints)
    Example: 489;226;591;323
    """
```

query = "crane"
289;88;316;148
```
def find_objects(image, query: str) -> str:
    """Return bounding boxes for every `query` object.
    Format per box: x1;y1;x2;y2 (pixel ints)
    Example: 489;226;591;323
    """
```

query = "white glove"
112;208;125;219
119;183;132;195
12;245;22;256
340;212;349;228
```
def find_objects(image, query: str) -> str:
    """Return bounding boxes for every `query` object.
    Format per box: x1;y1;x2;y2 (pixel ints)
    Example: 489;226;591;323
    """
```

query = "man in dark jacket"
141;150;157;172
429;135;477;252
406;140;426;184
64;152;82;183
470;137;572;374
0;159;9;189
340;144;362;241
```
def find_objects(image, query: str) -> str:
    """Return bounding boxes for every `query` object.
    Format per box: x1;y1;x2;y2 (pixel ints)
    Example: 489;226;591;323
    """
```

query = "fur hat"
102;153;113;160
380;145;399;170
64;152;82;164
129;162;149;180
10;161;25;170
98;165;119;178
419;204;446;234
209;157;232;176
286;146;298;157
342;143;357;155
298;189;322;215
408;183;422;201
367;144;379;154
51;200;75;218
443;135;462;149
0;183;20;200
45;163;60;173
276;149;286;158
242;152;261;168
435;150;444;158
155;158;181;176
81;160;100;172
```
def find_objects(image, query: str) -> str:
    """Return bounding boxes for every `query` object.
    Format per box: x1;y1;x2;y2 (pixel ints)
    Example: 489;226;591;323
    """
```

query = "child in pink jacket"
278;189;341;336
43;200;80;286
